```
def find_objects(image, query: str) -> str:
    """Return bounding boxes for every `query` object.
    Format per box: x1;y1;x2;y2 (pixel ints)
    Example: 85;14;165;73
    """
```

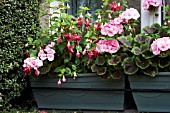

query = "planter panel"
128;72;170;112
30;73;125;110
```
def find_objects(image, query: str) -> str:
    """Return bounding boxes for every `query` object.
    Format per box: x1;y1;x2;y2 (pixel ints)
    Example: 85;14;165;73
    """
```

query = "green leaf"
118;36;127;44
142;50;154;59
95;56;105;65
65;67;71;74
141;43;149;53
134;34;146;43
122;57;138;75
54;67;62;73
28;37;33;44
108;55;121;66
111;71;122;79
72;65;76;71
97;67;107;75
131;47;141;55
64;55;71;63
159;57;170;68
39;64;51;74
91;64;99;72
143;66;158;77
117;53;128;61
135;57;150;69
58;42;66;52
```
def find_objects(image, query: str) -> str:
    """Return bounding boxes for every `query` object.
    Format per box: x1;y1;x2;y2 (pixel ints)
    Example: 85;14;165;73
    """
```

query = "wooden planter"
30;73;125;110
128;72;170;112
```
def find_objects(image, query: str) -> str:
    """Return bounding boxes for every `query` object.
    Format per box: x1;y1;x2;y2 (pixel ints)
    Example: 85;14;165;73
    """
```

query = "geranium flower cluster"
23;42;56;76
96;40;119;53
151;37;170;55
143;0;162;10
101;8;140;37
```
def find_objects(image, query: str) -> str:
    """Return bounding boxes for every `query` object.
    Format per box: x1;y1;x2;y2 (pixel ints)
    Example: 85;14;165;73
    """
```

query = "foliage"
0;0;39;110
23;0;140;85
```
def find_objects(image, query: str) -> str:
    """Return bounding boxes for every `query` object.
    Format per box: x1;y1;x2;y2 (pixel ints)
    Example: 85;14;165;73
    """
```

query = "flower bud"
57;79;61;86
62;75;66;82
35;70;40;76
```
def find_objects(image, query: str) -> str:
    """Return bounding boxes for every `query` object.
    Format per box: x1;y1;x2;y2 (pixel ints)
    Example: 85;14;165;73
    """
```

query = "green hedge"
0;0;39;110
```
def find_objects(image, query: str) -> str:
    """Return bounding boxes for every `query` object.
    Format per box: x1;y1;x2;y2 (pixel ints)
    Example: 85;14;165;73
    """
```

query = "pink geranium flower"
151;37;170;55
143;0;162;10
96;40;119;54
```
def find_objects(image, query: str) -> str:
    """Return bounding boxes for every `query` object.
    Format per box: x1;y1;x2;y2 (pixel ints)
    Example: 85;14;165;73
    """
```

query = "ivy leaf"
97;67;107;75
135;57;150;69
131;47;141;55
143;66;158;77
145;37;155;44
72;65;77;71
108;55;121;65
95;56;105;65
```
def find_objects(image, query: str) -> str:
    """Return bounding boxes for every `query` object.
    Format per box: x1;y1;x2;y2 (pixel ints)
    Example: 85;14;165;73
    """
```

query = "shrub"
0;0;39;110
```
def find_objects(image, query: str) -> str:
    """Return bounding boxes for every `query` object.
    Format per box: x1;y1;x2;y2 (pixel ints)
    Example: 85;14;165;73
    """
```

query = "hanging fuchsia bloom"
35;70;40;76
57;79;61;86
64;33;72;40
73;33;81;44
85;19;90;30
96;40;120;54
151;37;170;55
67;41;74;53
109;1;121;12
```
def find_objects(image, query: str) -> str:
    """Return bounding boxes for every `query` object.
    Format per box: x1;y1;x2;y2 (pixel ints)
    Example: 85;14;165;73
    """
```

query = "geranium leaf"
142;26;156;34
142;50;154;59
97;67;107;75
111;71;122;79
143;66;158;77
122;57;138;75
135;34;146;43
108;55;121;66
159;57;170;68
117;53;128;61
91;64;99;72
117;36;127;44
141;43;149;53
124;66;138;75
131;47;141;55
39;63;51;74
95;56;105;65
135;57;150;69
150;58;159;66
159;28;168;37
145;37;155;44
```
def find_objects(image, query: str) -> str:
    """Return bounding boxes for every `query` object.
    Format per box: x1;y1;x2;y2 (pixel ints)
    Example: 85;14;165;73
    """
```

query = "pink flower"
76;51;80;58
151;37;170;55
109;1;121;12
143;0;162;10
114;17;123;25
96;40;119;53
38;49;47;60
62;76;66;82
88;51;93;58
57;79;61;86
35;70;40;76
44;47;55;55
156;37;170;51
23;57;43;70
47;54;54;61
143;0;150;10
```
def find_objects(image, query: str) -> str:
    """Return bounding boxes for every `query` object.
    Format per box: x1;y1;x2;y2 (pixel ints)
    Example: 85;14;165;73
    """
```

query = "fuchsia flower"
96;40;120;54
143;0;162;10
109;1;121;12
151;37;170;55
